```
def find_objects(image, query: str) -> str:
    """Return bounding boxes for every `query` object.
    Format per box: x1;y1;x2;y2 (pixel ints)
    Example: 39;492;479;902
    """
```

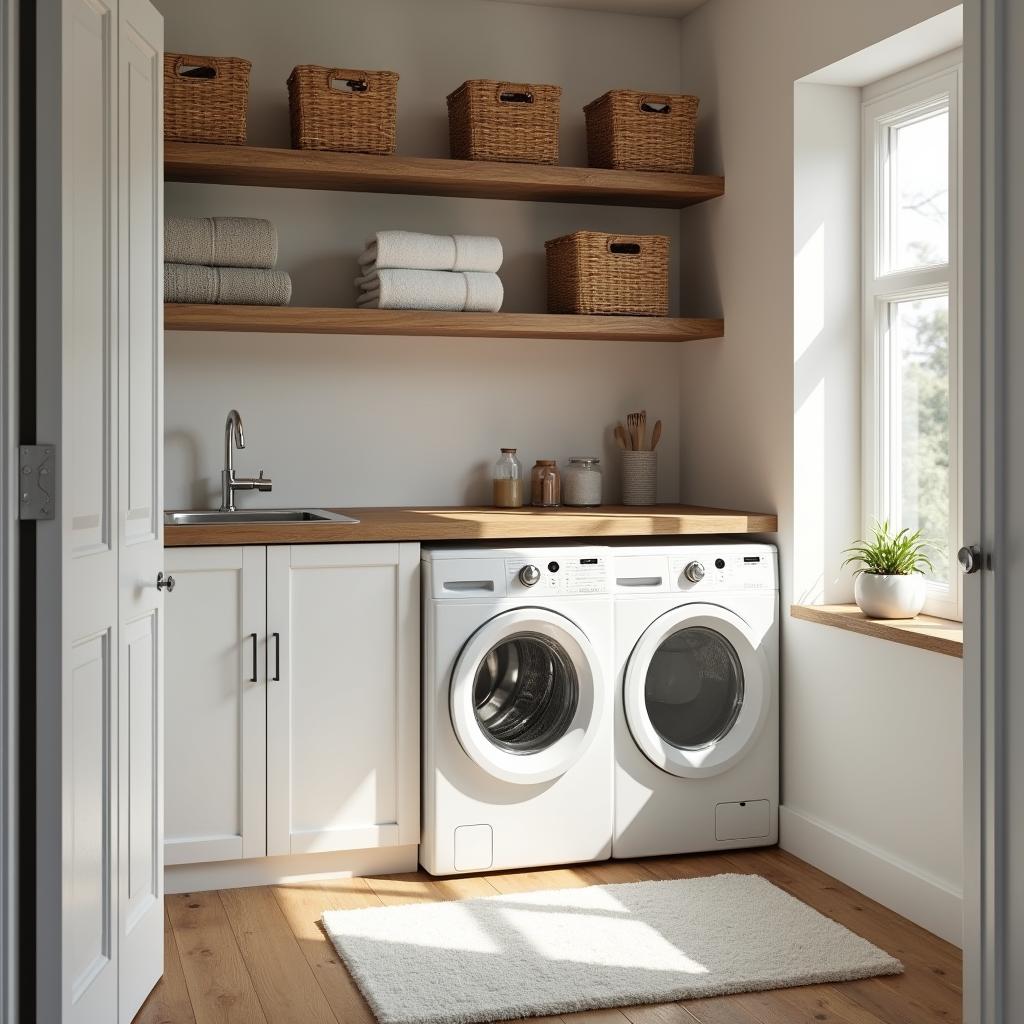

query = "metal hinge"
18;444;56;520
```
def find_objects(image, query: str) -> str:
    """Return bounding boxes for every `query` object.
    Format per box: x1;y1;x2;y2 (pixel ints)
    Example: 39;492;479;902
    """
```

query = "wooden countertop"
164;504;778;547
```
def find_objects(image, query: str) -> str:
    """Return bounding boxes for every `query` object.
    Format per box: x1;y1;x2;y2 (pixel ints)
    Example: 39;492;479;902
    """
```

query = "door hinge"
18;444;56;520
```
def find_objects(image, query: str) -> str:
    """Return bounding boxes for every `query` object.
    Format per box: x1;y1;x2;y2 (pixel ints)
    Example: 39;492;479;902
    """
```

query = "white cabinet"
165;543;419;869
267;544;421;856
163;547;267;865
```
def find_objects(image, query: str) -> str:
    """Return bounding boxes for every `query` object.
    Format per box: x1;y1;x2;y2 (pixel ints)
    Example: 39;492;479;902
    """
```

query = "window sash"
862;59;962;620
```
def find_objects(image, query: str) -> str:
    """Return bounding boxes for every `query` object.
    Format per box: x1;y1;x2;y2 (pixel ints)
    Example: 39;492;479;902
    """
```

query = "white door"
449;607;606;785
35;0;163;1019
115;0;162;1017
623;604;771;778
164;546;267;865
38;1;121;1020
266;543;419;856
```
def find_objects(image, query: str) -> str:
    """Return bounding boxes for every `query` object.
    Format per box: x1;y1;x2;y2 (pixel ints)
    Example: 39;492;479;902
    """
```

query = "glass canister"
563;457;602;507
530;460;561;507
492;448;524;508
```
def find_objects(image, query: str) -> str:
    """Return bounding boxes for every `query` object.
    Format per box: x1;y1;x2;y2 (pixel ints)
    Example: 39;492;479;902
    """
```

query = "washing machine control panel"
505;553;610;595
669;550;776;591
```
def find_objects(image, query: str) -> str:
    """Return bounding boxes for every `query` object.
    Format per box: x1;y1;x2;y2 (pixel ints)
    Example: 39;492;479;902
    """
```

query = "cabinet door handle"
249;632;257;682
272;632;281;681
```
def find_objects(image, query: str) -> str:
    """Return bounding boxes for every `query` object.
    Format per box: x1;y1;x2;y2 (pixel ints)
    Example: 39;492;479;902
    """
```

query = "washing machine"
612;542;779;859
421;545;614;875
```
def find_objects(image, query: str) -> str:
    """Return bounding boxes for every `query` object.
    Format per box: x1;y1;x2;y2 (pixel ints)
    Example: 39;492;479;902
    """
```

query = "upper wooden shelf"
164;304;724;343
165;142;725;209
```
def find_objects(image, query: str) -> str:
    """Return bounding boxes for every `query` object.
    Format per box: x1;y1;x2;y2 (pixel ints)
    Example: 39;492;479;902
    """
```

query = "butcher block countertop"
164;504;778;547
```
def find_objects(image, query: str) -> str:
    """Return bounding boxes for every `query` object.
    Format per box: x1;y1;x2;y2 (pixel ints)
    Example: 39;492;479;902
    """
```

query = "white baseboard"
780;805;962;947
165;844;419;894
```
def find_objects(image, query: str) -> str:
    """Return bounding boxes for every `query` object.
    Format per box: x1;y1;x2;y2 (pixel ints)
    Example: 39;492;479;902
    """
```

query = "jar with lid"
563;457;602;507
530;460;561;507
492;448;523;508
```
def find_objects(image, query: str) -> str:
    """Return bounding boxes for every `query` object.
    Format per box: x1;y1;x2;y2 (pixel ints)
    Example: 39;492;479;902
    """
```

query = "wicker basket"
164;53;251;145
545;231;669;316
584;90;699;173
288;66;399;154
447;80;562;164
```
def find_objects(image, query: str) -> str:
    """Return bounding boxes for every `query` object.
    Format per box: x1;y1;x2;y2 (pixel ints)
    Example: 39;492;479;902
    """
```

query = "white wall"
158;0;700;509
676;0;965;944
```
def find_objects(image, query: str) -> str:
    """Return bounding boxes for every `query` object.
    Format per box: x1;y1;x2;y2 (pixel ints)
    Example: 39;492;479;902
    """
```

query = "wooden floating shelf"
165;142;724;209
163;304;724;343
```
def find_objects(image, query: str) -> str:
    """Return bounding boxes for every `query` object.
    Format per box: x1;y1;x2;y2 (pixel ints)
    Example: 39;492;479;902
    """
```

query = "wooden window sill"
790;603;963;659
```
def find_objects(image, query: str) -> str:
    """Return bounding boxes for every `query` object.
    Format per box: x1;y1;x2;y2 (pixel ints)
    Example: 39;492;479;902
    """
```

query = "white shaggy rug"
322;873;903;1024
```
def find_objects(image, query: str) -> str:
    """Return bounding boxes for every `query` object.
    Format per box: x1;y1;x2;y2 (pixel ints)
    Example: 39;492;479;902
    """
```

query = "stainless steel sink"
165;508;360;526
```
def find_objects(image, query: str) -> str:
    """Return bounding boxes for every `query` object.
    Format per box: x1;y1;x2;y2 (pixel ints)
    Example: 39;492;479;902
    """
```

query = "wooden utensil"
650;419;662;451
627;412;640;450
614;424;628;450
638;409;648;451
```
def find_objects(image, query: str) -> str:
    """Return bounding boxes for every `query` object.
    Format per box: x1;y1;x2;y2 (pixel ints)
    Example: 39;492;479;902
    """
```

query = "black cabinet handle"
272;632;281;681
249;632;257;682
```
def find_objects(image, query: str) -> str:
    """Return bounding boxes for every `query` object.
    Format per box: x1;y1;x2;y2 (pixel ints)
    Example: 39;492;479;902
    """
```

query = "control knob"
684;560;705;583
519;564;541;587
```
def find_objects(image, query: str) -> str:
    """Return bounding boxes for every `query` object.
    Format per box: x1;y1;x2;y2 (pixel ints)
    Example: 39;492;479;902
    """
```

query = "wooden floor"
134;847;962;1024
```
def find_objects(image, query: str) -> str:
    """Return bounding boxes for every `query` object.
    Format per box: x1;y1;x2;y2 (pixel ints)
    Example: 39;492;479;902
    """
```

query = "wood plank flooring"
134;848;962;1024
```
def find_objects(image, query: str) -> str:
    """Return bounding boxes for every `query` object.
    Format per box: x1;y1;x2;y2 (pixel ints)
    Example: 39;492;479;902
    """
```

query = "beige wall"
159;0;697;509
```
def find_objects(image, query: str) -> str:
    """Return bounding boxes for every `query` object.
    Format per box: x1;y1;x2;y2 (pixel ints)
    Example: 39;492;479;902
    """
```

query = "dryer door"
450;608;606;785
624;603;770;778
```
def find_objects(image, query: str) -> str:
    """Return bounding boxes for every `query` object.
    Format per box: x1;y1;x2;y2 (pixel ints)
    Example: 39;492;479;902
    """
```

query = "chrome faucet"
220;409;272;512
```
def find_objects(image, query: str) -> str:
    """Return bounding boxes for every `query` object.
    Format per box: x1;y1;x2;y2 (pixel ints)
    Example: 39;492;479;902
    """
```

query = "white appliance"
612;542;779;858
421;545;614;875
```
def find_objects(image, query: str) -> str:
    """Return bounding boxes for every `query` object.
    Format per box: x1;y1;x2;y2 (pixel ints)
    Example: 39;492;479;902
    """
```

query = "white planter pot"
854;572;927;619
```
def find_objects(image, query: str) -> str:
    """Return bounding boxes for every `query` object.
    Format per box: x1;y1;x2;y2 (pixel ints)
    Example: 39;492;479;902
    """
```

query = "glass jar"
492;448;523;508
563;457;602;507
530;460;561;507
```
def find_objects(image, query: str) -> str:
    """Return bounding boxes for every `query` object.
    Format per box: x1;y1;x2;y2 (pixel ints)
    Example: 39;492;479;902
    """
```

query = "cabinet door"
163;547;267;864
266;544;419;856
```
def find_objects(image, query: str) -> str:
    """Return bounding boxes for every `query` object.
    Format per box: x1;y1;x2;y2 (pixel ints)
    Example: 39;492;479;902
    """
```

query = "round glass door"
451;609;604;784
644;626;744;750
473;632;579;753
624;605;770;778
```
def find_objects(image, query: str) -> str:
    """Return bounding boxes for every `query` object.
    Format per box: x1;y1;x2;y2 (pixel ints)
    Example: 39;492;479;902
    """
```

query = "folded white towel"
357;231;503;274
354;269;503;312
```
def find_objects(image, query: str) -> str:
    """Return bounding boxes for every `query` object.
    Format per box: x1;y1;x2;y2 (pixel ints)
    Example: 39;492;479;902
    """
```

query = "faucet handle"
256;470;273;493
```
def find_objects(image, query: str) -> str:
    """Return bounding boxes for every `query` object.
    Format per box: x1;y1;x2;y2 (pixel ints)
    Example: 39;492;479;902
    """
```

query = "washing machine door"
623;603;770;778
450;607;605;785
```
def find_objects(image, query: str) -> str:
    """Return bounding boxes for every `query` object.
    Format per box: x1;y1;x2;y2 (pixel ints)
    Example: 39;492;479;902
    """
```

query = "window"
862;55;962;620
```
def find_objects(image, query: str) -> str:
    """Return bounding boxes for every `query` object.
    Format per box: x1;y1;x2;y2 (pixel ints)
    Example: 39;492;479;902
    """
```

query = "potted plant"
842;520;934;619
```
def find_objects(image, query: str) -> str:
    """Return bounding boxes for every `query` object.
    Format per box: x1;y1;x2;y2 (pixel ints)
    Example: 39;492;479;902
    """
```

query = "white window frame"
862;52;963;621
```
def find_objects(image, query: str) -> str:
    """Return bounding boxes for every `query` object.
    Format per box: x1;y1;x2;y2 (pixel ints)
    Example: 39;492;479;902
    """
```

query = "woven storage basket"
584;90;699;173
164;53;251;145
447;80;562;164
288;66;399;154
545;231;669;316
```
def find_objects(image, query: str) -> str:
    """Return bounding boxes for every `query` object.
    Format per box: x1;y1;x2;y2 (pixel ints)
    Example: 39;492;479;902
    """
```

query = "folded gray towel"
165;216;278;269
164;264;292;305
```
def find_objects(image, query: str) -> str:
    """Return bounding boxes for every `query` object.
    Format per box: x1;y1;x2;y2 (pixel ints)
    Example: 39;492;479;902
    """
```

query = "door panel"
267;544;419;857
164;547;267;865
116;0;162;1018
68;631;114;1004
55;0;121;1020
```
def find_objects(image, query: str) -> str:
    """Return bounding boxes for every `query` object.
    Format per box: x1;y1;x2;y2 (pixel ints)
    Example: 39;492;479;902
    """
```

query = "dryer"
612;543;779;859
421;545;614;875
